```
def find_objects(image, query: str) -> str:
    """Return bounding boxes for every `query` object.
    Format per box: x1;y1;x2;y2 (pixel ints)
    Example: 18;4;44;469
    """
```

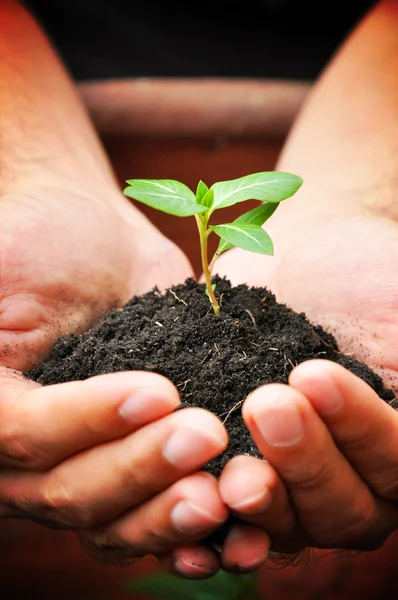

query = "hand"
219;360;398;561
187;0;398;573
215;210;398;385
0;184;231;577
0;368;228;569
210;209;398;570
0;184;193;370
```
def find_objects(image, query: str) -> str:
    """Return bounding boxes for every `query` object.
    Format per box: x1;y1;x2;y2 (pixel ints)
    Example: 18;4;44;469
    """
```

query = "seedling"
124;171;303;314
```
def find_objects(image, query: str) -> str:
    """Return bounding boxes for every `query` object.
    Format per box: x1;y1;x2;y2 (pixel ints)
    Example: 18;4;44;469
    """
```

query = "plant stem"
195;215;220;315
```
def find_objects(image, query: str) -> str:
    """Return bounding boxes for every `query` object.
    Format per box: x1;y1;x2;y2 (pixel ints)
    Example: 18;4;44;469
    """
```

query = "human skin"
160;0;398;576
3;0;398;582
195;0;398;574
0;0;232;578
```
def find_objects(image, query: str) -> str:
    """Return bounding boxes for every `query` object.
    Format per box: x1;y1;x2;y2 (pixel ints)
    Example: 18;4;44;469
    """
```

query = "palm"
0;186;192;370
215;211;398;389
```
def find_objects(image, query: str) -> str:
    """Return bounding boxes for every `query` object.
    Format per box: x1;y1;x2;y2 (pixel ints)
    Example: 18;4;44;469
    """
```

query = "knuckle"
147;524;176;551
118;457;150;503
317;501;380;547
339;425;374;454
287;459;333;493
0;420;46;469
80;529;143;566
370;468;398;501
38;475;92;528
349;503;389;546
126;522;176;557
81;517;175;565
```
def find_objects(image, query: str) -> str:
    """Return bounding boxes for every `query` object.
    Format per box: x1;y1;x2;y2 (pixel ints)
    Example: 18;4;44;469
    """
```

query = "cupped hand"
205;208;398;570
1;184;233;578
0;368;228;573
0;184;193;370
215;210;398;385
219;360;398;563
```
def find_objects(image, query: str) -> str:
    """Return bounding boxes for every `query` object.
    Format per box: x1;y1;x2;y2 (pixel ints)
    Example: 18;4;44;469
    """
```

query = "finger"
0;367;40;397
289;360;398;500
221;523;270;573
0;408;227;527
79;472;228;564
219;455;298;545
242;383;398;549
158;545;221;579
128;233;195;296
0;371;180;470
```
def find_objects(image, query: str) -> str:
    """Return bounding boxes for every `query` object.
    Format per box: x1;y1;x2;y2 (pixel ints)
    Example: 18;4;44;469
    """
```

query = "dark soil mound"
26;277;395;477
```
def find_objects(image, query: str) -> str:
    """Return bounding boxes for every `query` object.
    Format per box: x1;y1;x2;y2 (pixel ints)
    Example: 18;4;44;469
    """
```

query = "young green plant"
124;171;303;314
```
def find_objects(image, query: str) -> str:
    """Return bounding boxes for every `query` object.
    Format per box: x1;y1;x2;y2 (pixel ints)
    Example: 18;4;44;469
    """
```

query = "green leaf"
196;180;209;204
124;179;207;217
196;180;214;209
205;283;216;298
216;238;234;256
235;201;279;226
210;171;303;210
211;223;274;255
126;571;258;600
216;202;279;256
126;573;202;600
201;188;214;209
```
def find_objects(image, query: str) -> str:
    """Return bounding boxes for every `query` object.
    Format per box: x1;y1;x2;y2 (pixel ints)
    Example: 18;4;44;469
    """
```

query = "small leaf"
216;238;234;256
196;180;209;204
215;202;279;257
201;188;214;209
211;223;274;255
210;171;303;210
205;283;216;298
235;201;279;226
124;179;207;217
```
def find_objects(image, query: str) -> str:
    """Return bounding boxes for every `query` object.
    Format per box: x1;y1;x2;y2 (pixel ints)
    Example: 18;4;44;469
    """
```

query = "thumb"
0;365;40;402
126;234;195;298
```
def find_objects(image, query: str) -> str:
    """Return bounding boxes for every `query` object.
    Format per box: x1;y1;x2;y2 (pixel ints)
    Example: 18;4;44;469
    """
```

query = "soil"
26;276;395;478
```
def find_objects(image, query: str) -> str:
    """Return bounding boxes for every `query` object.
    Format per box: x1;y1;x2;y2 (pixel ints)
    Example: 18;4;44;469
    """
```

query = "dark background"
24;0;375;81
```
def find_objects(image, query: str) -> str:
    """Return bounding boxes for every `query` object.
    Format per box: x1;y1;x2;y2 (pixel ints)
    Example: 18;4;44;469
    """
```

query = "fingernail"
252;398;305;447
174;555;218;576
229;488;271;514
171;500;224;534
163;427;225;469
225;526;269;571
119;388;171;423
